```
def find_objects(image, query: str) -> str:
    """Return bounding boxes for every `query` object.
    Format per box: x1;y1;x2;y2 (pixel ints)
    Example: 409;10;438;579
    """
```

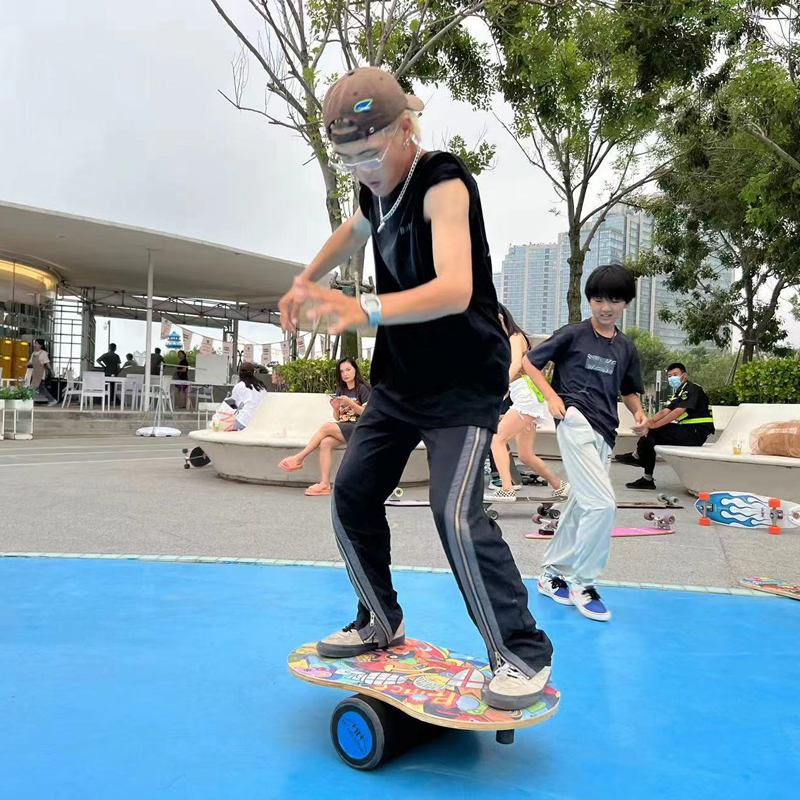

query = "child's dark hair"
239;362;266;391
336;357;369;394
497;303;531;349
584;264;637;304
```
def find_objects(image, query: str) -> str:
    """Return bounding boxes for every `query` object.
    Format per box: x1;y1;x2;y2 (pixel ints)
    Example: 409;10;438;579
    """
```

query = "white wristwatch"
359;294;382;327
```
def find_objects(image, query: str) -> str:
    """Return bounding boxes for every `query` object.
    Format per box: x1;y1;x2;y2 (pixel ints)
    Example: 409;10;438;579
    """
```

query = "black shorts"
337;421;357;442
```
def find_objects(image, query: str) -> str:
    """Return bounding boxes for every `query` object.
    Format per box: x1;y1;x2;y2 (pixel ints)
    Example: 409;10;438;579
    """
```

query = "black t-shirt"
335;382;372;424
98;351;121;377
529;319;644;448
667;380;714;434
359;151;509;432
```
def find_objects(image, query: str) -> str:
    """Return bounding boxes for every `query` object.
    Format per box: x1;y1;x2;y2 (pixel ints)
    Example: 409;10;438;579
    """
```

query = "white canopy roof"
0;199;305;307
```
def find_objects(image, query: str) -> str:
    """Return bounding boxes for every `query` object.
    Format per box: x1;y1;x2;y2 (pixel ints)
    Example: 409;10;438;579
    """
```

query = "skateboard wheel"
532;514;543;524
769;526;781;535
699;492;710;501
768;497;781;508
393;487;404;499
670;496;680;506
488;510;499;521
183;463;190;470
182;448;188;454
699;517;710;526
549;509;561;520
656;493;667;503
666;515;675;525
644;511;655;521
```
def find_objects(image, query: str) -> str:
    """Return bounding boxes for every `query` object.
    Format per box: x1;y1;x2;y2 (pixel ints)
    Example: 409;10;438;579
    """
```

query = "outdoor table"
104;376;126;409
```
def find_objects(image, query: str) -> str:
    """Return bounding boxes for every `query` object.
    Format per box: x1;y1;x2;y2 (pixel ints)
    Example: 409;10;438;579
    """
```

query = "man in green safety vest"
616;362;714;490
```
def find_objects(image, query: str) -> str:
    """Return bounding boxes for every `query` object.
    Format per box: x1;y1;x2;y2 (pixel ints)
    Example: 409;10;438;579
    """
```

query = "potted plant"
1;385;37;410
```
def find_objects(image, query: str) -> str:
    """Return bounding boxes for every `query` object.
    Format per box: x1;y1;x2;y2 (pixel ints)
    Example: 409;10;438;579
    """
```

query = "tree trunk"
742;334;755;363
566;230;586;323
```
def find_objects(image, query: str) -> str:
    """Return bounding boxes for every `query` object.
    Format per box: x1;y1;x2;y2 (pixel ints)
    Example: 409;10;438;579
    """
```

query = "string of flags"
158;318;327;365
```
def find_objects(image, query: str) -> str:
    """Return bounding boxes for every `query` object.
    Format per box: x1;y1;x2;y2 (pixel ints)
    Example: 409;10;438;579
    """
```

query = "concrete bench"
656;403;800;498
522;403;734;459
188;392;429;486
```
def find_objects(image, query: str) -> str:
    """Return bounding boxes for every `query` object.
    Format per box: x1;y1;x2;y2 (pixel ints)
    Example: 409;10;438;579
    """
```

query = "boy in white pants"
524;265;646;621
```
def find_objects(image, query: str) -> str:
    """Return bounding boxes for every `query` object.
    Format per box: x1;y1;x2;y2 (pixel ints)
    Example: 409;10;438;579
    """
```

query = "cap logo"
353;98;373;113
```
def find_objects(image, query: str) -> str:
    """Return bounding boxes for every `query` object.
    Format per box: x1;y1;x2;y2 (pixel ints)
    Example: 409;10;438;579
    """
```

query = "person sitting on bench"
617;362;714;490
278;357;371;496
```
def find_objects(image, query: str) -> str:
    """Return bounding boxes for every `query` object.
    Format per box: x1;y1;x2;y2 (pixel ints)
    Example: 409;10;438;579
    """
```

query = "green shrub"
0;385;37;401
275;358;372;393
734;358;800;403
705;385;739;406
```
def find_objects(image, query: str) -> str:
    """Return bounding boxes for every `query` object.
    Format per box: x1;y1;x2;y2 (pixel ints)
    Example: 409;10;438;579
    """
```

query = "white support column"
143;250;155;410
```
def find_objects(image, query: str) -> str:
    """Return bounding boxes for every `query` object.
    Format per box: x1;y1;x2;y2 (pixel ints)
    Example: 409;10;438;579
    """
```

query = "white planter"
7;399;34;411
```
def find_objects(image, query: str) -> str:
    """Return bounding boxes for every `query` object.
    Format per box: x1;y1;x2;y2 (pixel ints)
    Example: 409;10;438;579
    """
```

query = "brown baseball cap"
323;67;424;144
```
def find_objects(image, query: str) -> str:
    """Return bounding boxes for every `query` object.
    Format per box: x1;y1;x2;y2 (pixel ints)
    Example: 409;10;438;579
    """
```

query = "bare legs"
490;411;563;491
278;421;346;494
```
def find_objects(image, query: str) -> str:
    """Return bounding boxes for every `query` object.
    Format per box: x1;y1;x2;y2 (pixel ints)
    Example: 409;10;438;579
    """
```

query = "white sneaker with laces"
570;585;611;621
483;661;551;710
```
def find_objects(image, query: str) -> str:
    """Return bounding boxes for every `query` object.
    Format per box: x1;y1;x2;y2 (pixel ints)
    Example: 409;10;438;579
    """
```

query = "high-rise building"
494;243;560;334
497;205;733;348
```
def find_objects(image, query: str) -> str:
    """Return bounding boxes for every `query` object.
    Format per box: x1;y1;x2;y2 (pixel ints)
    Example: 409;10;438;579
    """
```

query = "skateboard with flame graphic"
288;638;559;770
695;491;800;534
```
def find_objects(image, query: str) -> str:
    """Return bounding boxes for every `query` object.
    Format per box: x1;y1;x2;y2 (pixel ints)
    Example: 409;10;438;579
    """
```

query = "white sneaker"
537;573;572;605
552;481;571;499
570;585;611;621
483;486;517;503
484;661;551;710
317;618;405;657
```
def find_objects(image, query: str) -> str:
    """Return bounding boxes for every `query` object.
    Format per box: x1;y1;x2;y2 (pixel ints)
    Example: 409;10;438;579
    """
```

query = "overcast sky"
1;0;797;359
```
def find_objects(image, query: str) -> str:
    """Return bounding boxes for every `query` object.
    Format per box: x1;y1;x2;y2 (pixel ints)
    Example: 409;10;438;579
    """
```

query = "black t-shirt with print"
335;382;372;424
667;380;714;435
529;319;644;448
358;151;509;432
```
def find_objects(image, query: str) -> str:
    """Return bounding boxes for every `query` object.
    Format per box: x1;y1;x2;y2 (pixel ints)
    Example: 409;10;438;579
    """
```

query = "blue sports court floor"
1;557;798;799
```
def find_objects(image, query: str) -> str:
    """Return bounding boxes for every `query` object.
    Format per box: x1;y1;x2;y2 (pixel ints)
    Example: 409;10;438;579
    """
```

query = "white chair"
188;383;214;412
121;375;144;411
80;372;107;411
144;375;173;412
61;375;82;408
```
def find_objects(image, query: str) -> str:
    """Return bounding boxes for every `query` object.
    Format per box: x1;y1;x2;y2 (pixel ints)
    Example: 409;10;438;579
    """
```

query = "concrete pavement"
1;435;797;588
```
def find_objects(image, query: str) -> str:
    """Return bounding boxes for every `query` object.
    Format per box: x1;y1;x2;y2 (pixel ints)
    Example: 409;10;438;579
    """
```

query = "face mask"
667;376;682;390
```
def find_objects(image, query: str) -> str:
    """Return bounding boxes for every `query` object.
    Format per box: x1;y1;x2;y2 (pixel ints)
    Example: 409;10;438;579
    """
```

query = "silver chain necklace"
377;144;422;233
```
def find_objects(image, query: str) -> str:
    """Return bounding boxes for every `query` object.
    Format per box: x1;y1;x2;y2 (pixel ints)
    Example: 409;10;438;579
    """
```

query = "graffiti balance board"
288;638;559;770
696;491;800;534
739;577;800;600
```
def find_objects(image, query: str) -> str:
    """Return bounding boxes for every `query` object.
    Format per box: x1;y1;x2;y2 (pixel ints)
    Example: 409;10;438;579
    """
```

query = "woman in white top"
28;339;58;405
484;305;569;503
229;363;267;430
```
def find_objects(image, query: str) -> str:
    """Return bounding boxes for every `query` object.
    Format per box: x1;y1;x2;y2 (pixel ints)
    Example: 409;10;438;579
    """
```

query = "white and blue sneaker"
570;585;611;621
537;573;572;605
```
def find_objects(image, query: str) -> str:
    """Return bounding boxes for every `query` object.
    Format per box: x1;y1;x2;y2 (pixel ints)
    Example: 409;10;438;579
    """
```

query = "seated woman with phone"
278;357;371;496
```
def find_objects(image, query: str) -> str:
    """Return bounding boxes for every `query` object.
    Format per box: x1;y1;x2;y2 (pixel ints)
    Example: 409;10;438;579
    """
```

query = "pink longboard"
526;526;675;540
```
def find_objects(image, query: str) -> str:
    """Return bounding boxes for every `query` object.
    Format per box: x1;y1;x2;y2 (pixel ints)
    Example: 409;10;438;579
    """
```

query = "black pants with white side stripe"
332;404;553;675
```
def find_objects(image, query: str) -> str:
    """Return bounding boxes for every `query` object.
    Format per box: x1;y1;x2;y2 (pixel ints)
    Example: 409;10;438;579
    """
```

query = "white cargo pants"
543;407;616;586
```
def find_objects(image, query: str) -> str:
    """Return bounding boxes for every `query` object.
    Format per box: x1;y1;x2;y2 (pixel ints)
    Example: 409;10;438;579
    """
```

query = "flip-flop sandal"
279;459;304;472
305;485;332;496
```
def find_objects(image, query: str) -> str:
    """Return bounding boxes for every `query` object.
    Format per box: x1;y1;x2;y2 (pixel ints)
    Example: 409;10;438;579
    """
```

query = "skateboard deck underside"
695;492;800;530
288;638;560;731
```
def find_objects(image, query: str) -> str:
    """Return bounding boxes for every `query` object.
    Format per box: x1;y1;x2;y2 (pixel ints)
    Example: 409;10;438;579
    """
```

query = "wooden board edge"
739;580;800;600
286;662;560;732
